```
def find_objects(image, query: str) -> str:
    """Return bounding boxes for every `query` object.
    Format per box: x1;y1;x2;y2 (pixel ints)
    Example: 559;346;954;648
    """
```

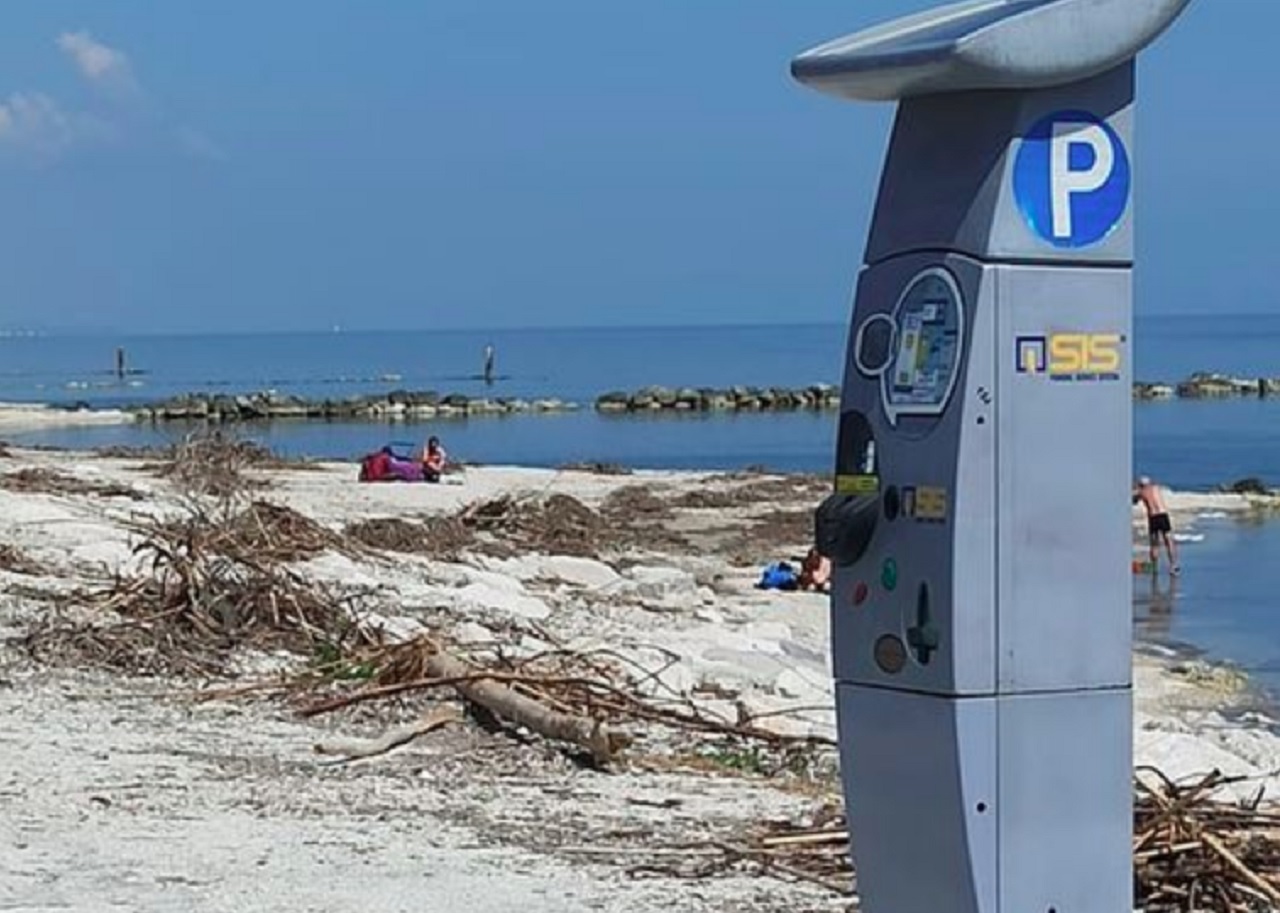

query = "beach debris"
299;639;628;765
145;429;274;498
719;508;817;568
343;516;475;561
556;461;634;476
459;493;612;558
312;704;464;764
617;768;1280;907
1134;767;1280;911
672;474;827;510
0;467;144;501
0;544;46;576
20;501;380;677
287;629;834;772
453;487;688;559
601;484;676;521
140;427;322;501
180;499;353;563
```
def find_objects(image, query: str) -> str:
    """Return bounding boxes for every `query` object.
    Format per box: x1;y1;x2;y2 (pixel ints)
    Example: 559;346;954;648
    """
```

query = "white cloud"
0;91;110;160
0;31;221;166
56;31;138;99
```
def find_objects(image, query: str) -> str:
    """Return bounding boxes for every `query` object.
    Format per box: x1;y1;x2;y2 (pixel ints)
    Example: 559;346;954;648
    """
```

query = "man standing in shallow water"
1134;476;1180;576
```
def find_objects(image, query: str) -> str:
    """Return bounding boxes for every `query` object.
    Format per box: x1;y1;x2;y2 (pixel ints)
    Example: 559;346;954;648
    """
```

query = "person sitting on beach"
797;547;831;593
1133;476;1180;576
422;436;447;483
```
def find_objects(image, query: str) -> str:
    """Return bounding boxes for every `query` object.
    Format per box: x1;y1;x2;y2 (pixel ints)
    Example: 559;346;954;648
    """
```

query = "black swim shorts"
1148;512;1172;536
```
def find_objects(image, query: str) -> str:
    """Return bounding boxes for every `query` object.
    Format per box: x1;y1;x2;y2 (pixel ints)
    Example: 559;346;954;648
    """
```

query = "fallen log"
424;650;620;766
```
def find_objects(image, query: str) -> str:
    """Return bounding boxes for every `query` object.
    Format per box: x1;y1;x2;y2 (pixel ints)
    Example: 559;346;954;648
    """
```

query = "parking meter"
794;1;1192;910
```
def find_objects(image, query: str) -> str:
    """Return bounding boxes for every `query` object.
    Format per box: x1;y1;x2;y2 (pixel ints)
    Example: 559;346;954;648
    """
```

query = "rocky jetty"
594;384;840;414
127;390;578;423
1135;373;1280;400
100;373;1280;425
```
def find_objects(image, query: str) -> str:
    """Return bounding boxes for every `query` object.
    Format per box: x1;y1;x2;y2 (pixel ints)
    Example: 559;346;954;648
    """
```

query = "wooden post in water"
115;347;126;381
483;343;495;385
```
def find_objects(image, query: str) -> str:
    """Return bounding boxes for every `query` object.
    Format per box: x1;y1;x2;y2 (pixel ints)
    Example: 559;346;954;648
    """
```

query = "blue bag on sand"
757;561;798;591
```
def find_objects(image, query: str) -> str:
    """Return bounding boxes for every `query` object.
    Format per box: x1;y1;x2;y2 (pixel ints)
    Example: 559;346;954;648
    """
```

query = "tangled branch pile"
185;499;354;563
449;486;686;559
0;467;143;501
1135;768;1280;910
632;769;1280;908
146;431;273;498
345;476;816;565
290;634;835;770
344;516;475;561
23;501;378;677
143;428;320;500
459;493;609;558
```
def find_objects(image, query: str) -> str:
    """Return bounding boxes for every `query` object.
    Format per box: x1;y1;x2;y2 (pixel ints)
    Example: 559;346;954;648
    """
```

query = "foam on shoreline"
0;402;131;430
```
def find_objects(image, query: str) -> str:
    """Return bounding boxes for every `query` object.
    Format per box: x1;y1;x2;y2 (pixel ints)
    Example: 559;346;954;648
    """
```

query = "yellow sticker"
914;486;948;521
835;474;880;495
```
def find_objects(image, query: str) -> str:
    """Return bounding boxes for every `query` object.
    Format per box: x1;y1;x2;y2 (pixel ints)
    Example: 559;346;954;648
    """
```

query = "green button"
881;558;898;591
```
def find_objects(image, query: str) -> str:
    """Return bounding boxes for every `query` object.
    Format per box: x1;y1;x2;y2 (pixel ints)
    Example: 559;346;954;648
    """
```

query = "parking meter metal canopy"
793;1;1190;911
791;0;1192;100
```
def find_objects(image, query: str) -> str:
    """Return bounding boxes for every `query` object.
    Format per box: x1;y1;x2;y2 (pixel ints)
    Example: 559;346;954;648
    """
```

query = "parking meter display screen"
888;272;962;412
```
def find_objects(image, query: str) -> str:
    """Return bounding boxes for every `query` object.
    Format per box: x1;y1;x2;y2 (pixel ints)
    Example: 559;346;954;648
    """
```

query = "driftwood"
629;768;1280;907
312;705;462;764
424;650;619;765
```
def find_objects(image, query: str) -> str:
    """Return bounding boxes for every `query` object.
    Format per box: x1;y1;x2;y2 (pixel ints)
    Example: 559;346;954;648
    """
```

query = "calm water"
3;315;1280;694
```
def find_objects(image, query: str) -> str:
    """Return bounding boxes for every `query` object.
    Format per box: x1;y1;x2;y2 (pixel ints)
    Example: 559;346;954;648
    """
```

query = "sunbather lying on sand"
797;547;830;593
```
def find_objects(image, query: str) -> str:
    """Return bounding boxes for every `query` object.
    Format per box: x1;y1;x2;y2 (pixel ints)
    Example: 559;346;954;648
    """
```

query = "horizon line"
0;310;1268;339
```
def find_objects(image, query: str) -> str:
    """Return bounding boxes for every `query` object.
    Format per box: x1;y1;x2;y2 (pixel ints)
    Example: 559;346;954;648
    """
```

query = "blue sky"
0;1;1262;333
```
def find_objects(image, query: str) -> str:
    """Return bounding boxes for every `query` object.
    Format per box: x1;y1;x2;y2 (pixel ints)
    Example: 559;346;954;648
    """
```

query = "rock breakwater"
1135;373;1280;400
128;391;578;423
594;384;840;414
95;373;1280;425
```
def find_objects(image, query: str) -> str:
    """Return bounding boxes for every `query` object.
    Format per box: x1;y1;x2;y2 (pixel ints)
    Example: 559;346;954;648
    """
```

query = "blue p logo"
1013;111;1130;249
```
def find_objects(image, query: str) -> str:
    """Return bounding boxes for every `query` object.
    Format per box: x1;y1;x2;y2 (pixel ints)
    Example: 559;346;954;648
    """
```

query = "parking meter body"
793;1;1192;910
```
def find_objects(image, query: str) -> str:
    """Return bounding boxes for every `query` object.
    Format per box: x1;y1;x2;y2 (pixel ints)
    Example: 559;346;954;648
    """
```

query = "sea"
2;313;1279;698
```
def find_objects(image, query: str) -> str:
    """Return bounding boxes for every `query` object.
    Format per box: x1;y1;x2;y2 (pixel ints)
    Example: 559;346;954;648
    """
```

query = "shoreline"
1;443;1275;729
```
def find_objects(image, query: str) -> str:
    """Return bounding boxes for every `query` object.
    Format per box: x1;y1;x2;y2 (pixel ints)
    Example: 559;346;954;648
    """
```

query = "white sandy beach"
0;444;1277;911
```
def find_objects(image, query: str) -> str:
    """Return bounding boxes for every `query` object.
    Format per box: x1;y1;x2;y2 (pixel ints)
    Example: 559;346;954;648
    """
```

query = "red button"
853;581;869;605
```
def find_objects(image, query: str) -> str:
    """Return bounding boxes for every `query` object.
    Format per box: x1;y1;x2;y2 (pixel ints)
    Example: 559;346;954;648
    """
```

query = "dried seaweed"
344;516;475;560
0;467;144;501
460;493;609;558
557;461;634;476
601;485;676;521
455;488;688;558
